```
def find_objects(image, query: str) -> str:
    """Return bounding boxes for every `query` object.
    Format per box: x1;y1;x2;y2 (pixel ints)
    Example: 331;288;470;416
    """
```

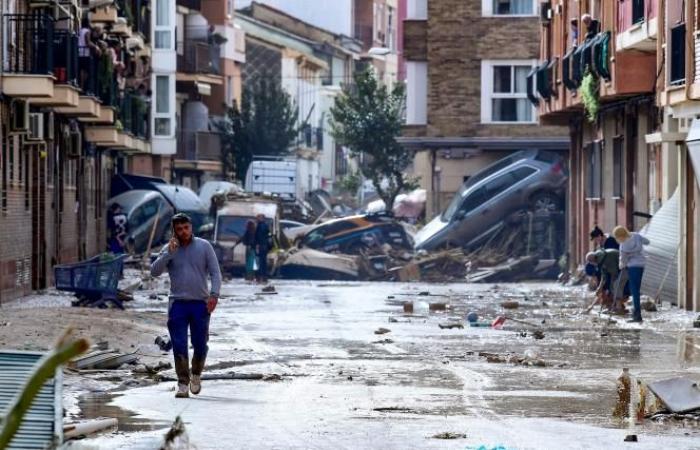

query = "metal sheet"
648;377;700;413
640;189;679;305
0;351;62;449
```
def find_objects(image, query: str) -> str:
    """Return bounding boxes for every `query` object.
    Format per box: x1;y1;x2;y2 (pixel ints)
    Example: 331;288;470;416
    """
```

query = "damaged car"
297;213;413;255
414;149;567;251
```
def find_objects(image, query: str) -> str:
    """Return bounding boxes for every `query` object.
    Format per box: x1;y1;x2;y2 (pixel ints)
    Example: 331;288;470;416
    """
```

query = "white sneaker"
190;375;201;395
175;383;189;398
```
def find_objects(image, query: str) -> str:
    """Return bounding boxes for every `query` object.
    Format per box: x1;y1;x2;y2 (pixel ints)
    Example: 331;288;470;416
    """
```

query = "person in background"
570;18;579;47
78;18;100;90
150;213;222;398
241;220;257;281
107;203;128;254
254;214;271;283
585;248;621;312
591;226;619;250
614;226;650;323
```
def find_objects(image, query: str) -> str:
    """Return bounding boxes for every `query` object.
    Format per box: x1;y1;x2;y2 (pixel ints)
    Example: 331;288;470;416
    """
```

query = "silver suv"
414;149;567;251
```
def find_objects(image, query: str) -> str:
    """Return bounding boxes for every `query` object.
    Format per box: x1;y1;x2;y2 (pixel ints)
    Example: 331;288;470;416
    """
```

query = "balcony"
296;125;323;151
31;29;81;107
116;90;150;141
616;0;658;52
178;40;221;75
177;130;222;160
89;3;119;23
2;14;55;98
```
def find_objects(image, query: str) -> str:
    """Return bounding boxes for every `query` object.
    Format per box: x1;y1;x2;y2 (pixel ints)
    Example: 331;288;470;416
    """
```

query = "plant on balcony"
98;52;114;103
581;70;600;123
216;76;298;181
330;69;418;210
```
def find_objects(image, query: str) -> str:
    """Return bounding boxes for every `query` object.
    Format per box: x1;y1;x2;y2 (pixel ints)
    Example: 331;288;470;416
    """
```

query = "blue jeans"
168;301;210;384
628;267;644;321
257;250;269;280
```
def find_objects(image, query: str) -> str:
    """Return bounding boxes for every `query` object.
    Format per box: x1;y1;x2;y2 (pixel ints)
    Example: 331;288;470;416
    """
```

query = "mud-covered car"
298;213;413;254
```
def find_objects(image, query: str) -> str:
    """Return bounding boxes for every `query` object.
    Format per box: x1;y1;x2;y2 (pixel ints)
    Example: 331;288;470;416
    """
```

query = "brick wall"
423;0;566;139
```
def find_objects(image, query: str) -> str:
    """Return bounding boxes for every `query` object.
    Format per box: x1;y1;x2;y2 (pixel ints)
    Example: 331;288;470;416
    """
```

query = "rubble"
374;328;391;335
478;351;548;367
431;432;467;439
501;301;520;309
429;302;448;312
438;323;464;330
70;349;139;370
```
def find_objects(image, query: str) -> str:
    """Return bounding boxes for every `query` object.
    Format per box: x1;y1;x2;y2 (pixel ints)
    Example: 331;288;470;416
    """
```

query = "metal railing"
298;125;323;151
177;130;222;161
177;40;221;75
53;30;79;85
3;13;54;75
118;90;150;139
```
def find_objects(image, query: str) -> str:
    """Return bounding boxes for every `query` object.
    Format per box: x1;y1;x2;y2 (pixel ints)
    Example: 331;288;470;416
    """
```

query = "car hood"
413;215;449;249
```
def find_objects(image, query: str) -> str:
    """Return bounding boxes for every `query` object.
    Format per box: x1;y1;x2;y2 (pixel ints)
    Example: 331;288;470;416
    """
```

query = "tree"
216;76;298;181
330;70;417;210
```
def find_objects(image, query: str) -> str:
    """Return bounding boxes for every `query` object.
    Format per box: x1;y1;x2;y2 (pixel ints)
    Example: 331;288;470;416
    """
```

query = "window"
154;75;172;136
483;0;536;16
612;136;624;198
481;61;537;123
484;172;514;199
632;0;645;24
154;0;173;50
510;166;537;183
460;186;488;214
586;140;603;199
386;6;396;51
670;24;686;85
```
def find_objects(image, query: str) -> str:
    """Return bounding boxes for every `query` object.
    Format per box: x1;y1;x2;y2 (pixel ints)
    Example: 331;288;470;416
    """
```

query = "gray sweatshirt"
619;232;650;269
150;237;222;302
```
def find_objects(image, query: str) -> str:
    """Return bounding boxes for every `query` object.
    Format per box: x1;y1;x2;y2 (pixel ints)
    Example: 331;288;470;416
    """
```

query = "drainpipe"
0;0;4;303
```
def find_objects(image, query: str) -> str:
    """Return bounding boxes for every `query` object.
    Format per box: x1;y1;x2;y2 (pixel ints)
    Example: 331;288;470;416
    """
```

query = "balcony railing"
298;125;323;151
78;48;118;106
3;14;54;75
177;130;222;161
53;30;79;86
118;90;150;139
177;40;221;75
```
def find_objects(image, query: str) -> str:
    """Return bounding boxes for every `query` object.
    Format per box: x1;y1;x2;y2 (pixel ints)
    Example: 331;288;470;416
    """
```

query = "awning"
685;118;700;188
397;136;569;151
640;188;679;305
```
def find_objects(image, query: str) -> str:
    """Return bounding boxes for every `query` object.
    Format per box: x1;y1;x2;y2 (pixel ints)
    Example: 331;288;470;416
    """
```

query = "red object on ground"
491;316;507;329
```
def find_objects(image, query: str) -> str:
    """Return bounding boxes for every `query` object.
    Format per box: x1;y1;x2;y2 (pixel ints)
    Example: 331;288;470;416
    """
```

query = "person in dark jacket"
254;214;271;282
240;220;257;281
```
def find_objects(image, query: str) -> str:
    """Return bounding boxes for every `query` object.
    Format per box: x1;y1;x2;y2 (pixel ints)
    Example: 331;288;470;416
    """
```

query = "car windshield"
442;183;470;222
216;216;273;241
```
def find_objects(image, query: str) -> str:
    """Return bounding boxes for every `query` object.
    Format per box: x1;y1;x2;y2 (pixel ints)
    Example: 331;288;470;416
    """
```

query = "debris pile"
478;351;548;367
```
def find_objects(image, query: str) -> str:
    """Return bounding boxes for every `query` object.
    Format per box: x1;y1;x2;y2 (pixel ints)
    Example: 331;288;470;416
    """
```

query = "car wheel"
530;192;561;213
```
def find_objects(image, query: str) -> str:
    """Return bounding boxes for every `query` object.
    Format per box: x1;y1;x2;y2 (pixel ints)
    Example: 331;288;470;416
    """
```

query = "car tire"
530;192;561;213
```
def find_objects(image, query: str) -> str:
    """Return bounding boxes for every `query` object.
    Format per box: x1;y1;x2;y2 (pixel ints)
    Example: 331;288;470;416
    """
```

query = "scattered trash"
373;406;414;413
149;294;158;300
501;301;520;309
374;327;391;335
403;302;414;314
388;317;398;323
479;351;547;367
134;361;172;375
466;312;479;323
429;302;448;312
431;432;467;439
532;330;545;340
70;350;139;370
63;418;118;440
161;416;189;450
624;434;638;442
372;339;394;344
642;300;658;312
155;335;172;352
261;285;277;293
262;373;283;381
438;323;464;330
647;377;700;413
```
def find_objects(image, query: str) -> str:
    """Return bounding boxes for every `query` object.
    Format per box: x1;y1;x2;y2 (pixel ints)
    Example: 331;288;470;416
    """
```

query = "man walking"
151;213;222;398
254;214;271;282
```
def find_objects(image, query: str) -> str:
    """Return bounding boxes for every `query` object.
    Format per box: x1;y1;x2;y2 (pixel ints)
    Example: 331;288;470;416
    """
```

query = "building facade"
401;0;569;218
0;0;155;302
170;0;246;191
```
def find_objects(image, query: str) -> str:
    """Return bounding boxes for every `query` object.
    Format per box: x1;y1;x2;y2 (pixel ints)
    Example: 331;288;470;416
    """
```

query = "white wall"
296;157;321;200
237;0;354;36
406;61;427;125
407;0;428;19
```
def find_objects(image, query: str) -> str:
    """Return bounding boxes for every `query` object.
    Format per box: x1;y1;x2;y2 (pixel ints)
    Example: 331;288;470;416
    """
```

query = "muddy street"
53;279;700;449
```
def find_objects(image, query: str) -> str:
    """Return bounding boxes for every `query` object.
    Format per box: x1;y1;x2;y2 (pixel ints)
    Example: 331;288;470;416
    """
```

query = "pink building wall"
617;0;658;32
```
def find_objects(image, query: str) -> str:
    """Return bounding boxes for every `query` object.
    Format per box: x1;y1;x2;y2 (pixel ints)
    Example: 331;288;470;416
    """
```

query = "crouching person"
585;249;622;312
151;213;222;398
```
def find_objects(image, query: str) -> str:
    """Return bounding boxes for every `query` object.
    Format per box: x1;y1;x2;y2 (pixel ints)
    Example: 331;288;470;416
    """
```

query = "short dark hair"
590;226;604;240
172;213;192;226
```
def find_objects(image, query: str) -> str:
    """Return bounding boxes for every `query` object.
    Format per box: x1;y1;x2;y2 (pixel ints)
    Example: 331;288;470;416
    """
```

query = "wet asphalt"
70;279;700;449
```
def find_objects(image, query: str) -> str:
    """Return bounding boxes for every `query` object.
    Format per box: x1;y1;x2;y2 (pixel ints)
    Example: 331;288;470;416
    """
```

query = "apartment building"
401;0;568;218
170;0;246;191
0;0;155;301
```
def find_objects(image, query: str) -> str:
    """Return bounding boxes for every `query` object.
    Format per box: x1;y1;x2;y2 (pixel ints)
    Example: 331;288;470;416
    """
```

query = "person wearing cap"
150;213;222;398
613;226;650;323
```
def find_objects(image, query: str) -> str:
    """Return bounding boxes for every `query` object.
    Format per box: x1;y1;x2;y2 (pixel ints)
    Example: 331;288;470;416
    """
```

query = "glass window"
156;76;169;114
155;0;172;50
510;166;537;183
484;173;513;198
460;187;488;214
492;0;534;15
142;199;159;217
487;64;535;123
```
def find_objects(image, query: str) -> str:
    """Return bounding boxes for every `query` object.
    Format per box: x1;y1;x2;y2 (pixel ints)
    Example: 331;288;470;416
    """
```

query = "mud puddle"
78;392;171;433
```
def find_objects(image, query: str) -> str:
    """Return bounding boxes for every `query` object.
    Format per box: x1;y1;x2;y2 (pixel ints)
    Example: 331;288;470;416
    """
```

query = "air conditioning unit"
11;100;29;132
66;131;82;158
27;113;45;141
540;2;553;22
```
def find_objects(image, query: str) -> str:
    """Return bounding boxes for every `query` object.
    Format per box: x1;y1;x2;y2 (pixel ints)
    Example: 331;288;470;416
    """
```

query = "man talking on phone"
151;213;222;398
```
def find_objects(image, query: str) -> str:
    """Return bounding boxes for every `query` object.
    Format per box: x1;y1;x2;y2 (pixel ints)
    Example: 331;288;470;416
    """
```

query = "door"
31;144;47;289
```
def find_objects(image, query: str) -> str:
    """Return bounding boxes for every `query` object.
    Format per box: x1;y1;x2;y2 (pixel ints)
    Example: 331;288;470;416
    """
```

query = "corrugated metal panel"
640;189;679;305
0;351;63;449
